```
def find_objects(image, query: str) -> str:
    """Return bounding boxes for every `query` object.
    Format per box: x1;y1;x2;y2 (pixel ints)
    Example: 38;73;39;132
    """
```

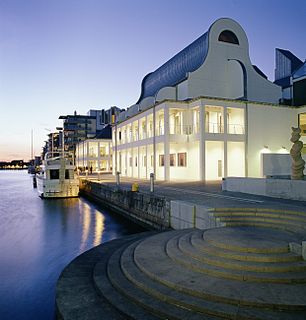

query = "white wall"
177;80;189;100
156;86;176;102
262;153;306;176
186;18;281;104
227;141;245;177
247;103;296;177
205;141;224;180
169;142;199;181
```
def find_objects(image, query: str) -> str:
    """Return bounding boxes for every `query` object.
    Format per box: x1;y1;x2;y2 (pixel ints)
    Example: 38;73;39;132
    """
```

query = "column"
131;147;134;177
164;105;170;181
199;102;205;181
137;146;140;178
223;106;228;177
97;142;101;171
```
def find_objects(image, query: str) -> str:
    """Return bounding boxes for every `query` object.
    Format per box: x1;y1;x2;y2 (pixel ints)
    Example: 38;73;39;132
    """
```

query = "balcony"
227;123;245;134
205;122;224;134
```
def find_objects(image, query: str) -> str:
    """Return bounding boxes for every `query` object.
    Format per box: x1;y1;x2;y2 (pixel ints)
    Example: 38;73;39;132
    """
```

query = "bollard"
132;183;139;192
116;171;120;186
150;173;154;193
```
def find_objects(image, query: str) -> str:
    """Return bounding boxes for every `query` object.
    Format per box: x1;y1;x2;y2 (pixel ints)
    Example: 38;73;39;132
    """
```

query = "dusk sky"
0;0;305;161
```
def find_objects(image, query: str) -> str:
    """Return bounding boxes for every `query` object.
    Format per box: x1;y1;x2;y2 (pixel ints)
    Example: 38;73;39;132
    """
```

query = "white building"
76;139;112;172
112;18;306;181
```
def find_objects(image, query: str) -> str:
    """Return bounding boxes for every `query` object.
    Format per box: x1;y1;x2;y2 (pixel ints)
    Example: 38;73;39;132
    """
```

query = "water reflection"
0;171;144;320
94;212;105;246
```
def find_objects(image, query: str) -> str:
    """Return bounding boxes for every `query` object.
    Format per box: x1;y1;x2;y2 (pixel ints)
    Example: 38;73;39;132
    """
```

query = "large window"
177;153;187;167
170;154;176;166
159;155;164;167
299;113;306;136
205;106;224;133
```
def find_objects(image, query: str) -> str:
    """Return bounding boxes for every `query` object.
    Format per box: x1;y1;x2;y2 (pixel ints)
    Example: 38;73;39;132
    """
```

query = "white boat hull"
37;176;79;198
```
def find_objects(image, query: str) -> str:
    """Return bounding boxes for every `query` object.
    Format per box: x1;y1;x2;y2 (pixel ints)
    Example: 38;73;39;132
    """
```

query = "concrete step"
203;227;292;254
121;234;306;320
216;216;306;230
134;229;306;311
94;239;162;320
212;208;306;217
178;232;306;273
167;233;306;283
56;234;143;320
96;235;215;320
223;221;305;234
213;211;306;223
190;231;302;263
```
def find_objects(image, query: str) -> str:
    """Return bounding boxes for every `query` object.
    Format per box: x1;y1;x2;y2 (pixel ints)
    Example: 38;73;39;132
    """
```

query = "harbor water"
0;170;144;320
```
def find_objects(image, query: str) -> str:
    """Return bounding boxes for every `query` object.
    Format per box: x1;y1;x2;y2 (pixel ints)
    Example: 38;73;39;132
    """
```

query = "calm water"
0;170;144;320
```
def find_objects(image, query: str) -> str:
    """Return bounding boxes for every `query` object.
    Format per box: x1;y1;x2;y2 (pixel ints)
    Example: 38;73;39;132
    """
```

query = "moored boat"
36;152;79;198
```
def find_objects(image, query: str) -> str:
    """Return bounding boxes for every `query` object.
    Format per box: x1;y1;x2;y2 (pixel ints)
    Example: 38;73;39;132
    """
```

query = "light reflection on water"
0;171;143;320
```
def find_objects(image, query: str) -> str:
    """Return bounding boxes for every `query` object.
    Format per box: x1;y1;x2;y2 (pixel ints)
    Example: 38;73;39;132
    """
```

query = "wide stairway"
211;207;306;235
56;224;306;319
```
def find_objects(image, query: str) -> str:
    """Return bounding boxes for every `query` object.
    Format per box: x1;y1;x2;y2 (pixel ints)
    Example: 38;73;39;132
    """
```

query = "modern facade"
87;106;122;131
274;48;306;106
112;18;306;182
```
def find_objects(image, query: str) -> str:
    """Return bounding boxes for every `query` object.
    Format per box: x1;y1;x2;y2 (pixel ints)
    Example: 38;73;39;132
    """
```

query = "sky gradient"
1;0;306;161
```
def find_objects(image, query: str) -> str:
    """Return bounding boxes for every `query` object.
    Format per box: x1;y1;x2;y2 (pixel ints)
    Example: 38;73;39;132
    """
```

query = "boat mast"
31;129;34;160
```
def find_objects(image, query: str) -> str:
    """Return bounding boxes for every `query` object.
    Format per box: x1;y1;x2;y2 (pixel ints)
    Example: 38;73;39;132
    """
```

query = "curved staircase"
56;223;306;320
211;208;306;235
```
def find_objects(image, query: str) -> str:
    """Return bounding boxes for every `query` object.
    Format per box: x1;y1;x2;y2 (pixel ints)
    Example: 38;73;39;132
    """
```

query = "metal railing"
205;122;224;134
227;124;245;134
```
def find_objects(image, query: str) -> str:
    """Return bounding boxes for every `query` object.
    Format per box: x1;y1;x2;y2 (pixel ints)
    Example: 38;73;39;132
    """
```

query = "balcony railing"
227;124;245;134
205;122;224;134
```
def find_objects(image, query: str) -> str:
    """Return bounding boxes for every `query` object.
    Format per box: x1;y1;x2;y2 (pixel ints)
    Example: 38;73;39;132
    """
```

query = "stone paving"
81;173;306;212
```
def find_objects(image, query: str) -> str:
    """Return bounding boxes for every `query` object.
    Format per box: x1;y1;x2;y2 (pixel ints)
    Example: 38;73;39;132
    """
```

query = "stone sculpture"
290;127;305;180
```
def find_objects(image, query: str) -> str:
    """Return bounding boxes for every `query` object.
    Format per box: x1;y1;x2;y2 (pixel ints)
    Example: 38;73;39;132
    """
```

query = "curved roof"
137;32;208;103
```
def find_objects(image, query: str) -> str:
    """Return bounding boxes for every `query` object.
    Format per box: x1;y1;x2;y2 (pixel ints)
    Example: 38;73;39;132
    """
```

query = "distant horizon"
1;0;306;161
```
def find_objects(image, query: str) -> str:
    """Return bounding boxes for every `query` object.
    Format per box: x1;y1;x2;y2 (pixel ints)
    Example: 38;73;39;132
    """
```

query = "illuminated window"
159;155;164;167
218;30;239;45
177;153;187;167
299;113;306;136
170;154;176;166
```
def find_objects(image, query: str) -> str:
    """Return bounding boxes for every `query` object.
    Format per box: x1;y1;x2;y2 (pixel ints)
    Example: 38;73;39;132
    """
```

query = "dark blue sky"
0;0;305;160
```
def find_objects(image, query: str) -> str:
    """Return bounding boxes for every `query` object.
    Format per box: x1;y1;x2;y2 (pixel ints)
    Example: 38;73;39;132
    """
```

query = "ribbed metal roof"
137;32;209;103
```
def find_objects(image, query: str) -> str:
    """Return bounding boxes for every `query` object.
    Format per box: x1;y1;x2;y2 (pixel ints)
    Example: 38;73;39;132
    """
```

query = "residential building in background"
87;106;122;131
59;112;97;155
274;48;306;106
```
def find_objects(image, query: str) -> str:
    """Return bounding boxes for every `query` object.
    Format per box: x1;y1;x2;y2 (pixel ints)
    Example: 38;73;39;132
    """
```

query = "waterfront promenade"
56;173;306;319
80;173;306;212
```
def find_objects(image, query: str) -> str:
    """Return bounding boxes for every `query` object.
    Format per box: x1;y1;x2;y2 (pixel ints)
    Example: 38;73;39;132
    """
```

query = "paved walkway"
80;173;306;212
